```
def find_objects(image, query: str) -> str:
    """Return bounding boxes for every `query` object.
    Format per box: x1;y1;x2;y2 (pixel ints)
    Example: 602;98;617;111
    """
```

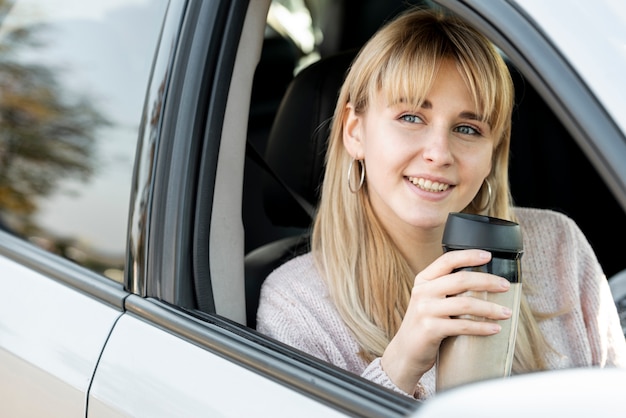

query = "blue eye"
400;114;423;124
455;125;480;135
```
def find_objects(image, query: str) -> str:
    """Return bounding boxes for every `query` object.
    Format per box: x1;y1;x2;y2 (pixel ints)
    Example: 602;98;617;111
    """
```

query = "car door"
0;234;125;417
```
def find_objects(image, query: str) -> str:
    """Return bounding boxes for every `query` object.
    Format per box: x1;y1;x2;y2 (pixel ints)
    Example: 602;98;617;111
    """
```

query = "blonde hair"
311;7;553;372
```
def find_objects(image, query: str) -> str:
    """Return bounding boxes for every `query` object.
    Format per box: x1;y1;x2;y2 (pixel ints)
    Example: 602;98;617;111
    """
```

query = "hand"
381;249;513;394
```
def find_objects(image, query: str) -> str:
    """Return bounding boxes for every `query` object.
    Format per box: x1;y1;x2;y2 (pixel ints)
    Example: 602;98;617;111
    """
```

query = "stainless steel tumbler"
436;212;523;392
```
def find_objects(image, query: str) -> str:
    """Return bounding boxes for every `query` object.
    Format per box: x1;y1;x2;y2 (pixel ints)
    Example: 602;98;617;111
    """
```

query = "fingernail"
479;251;491;260
490;324;501;333
502;307;512;316
500;279;511;289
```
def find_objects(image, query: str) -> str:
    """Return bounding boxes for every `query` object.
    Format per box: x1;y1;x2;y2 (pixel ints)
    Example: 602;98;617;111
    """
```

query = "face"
343;59;494;237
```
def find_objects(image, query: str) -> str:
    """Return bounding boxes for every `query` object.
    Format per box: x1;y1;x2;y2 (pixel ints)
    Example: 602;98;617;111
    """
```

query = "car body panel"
411;367;626;417
89;303;348;417
0;235;123;417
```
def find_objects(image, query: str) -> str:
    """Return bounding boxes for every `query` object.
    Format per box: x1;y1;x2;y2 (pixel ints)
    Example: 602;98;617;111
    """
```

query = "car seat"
244;50;357;328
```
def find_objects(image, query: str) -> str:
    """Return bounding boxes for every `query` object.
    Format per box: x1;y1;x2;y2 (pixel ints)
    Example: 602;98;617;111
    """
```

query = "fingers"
417;249;491;283
414;297;512;344
413;249;510;296
428;315;504;338
442;270;511;297
408;248;514;339
413;290;512;336
440;291;512;321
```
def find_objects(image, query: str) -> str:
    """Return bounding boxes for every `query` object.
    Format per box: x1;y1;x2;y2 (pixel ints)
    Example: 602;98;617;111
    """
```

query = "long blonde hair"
311;7;552;372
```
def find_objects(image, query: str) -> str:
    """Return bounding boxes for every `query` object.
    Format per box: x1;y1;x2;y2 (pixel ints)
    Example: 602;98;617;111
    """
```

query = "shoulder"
513;206;585;244
262;251;324;285
259;252;329;305
513;206;602;280
514;206;576;229
256;253;362;367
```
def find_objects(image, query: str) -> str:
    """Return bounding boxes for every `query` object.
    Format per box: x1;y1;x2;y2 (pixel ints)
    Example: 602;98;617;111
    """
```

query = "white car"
0;0;624;416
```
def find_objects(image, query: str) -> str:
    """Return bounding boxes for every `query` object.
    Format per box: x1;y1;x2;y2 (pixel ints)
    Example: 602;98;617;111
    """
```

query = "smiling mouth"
407;176;450;192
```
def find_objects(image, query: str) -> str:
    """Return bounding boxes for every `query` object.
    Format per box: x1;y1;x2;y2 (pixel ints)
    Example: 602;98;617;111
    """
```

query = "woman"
256;6;626;399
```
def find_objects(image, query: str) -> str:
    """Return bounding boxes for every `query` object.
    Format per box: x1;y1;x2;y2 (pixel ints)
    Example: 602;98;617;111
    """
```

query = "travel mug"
436;212;523;392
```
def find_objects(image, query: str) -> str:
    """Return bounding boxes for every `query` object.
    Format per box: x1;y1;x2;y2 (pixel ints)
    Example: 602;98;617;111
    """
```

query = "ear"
342;103;365;159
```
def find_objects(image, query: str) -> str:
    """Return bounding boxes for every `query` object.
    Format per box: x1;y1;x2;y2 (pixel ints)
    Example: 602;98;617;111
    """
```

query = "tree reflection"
0;5;108;244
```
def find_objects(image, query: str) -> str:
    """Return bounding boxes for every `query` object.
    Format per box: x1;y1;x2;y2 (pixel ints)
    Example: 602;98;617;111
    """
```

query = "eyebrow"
459;111;486;122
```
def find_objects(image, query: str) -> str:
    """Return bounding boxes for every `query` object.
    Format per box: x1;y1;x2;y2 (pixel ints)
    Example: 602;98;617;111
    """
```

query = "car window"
0;0;168;282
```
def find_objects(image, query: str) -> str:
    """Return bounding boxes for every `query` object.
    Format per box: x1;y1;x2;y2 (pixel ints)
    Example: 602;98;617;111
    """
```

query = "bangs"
375;50;439;110
346;8;512;145
371;50;498;136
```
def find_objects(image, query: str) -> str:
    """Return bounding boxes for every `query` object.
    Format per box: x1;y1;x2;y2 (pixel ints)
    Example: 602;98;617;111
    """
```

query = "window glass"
0;0;168;281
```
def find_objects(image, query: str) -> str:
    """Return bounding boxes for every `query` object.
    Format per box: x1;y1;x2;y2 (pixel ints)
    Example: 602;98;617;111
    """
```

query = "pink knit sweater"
257;207;626;399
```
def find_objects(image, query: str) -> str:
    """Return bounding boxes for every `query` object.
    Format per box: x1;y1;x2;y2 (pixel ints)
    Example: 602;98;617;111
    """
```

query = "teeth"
408;177;449;192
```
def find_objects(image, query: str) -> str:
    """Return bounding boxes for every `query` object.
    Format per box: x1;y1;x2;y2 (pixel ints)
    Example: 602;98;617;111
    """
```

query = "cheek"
363;137;411;176
360;123;397;170
464;145;493;177
362;119;415;164
361;147;404;192
483;150;494;176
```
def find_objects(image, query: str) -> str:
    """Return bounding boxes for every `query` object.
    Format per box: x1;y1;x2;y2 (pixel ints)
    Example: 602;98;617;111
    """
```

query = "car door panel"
0;237;124;417
89;297;347;417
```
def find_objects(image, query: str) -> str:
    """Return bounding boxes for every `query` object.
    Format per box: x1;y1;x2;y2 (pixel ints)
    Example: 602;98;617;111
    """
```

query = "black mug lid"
442;212;523;253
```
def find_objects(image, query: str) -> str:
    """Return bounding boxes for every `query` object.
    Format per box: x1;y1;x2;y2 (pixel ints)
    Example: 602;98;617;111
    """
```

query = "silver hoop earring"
347;158;365;193
475;178;493;212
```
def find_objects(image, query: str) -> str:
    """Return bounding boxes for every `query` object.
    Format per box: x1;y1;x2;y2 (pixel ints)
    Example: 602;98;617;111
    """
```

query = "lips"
407;176;450;192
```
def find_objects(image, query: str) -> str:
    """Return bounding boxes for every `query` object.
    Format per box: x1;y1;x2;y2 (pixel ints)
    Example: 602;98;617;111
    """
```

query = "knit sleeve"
362;358;426;399
256;257;343;364
257;254;369;369
256;253;429;399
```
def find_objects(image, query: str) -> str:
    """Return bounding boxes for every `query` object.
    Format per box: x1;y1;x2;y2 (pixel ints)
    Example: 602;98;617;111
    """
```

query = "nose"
421;126;453;165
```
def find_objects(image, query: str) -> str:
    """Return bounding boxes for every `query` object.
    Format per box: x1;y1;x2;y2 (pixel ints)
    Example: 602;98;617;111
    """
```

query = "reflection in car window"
0;0;167;282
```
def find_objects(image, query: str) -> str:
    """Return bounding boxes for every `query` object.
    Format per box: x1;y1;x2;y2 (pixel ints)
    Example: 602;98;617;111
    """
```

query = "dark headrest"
262;50;358;227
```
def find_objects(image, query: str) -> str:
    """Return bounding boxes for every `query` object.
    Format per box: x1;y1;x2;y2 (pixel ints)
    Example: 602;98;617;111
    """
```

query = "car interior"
241;0;626;329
